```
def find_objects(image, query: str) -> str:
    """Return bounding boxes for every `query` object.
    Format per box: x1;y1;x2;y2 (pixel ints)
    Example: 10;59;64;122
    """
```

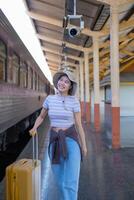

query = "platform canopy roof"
24;0;134;82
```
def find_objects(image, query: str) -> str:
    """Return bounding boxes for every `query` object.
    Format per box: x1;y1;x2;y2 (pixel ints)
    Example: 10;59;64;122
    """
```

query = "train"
0;10;53;151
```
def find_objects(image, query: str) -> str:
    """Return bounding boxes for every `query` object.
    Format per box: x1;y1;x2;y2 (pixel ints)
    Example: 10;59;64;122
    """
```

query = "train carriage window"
38;78;41;91
39;79;44;92
35;72;37;90
24;63;27;88
46;84;50;94
32;71;35;90
20;61;28;88
30;68;33;89
0;40;7;82
37;76;39;91
38;79;40;91
27;66;31;89
12;53;19;85
41;80;45;92
39;76;42;92
28;66;33;89
39;79;42;92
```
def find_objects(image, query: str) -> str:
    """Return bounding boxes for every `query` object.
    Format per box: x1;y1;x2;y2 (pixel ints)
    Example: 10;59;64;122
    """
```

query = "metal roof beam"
42;47;83;61
27;11;63;27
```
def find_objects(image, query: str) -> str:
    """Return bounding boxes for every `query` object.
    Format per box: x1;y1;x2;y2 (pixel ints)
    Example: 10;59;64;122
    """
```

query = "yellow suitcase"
6;135;41;200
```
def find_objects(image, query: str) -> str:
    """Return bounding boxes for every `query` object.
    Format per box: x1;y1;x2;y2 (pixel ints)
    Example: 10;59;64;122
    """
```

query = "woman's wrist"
81;138;86;147
33;126;37;130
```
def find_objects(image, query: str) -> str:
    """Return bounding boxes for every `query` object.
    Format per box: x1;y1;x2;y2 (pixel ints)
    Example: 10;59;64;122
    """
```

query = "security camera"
64;15;84;38
68;27;80;37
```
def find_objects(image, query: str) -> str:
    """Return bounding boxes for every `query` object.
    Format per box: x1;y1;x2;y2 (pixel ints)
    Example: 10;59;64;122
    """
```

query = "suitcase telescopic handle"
32;134;39;161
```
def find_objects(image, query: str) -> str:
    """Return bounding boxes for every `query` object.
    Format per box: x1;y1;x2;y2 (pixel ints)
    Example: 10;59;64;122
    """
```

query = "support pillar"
110;5;120;149
84;51;90;123
76;67;80;99
93;36;101;132
79;60;84;118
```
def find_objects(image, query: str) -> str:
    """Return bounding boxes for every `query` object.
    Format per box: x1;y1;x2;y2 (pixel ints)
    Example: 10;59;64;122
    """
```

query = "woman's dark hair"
68;81;73;95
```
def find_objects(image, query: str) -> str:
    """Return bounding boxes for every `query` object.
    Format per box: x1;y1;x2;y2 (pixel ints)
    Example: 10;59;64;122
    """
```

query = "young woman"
29;70;87;200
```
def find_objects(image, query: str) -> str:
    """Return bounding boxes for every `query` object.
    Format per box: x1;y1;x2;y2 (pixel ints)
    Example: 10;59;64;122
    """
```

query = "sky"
0;0;53;84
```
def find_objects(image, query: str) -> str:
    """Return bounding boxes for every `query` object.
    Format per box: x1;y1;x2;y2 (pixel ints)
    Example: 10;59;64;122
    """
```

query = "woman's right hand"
29;127;37;136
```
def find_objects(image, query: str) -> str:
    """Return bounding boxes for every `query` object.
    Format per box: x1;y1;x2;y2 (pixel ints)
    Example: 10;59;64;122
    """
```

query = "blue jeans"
50;137;81;200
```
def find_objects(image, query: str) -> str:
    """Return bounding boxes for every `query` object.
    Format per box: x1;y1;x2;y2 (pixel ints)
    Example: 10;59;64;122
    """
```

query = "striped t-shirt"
43;94;80;128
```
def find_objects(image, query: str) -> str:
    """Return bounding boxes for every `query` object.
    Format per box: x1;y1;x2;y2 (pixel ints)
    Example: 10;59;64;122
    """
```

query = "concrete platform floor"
0;120;134;200
79;123;134;200
121;117;134;147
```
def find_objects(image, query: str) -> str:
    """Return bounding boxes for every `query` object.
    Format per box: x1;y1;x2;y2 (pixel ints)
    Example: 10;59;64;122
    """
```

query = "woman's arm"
74;112;87;157
29;107;48;136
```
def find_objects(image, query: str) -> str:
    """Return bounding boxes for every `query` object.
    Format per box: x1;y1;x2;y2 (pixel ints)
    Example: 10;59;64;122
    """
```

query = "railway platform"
0;117;134;200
